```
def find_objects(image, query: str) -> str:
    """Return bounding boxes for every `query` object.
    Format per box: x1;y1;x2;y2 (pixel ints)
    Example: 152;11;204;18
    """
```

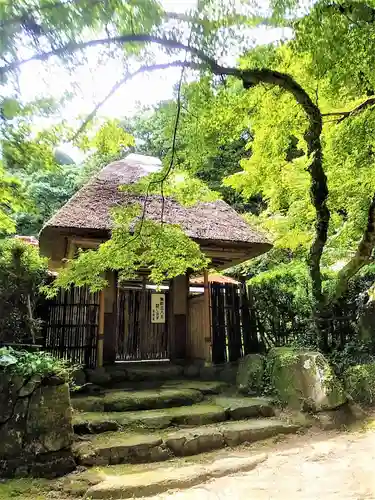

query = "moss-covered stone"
25;383;73;455
344;363;375;405
86;368;111;386
0;374;75;478
72;388;204;413
236;354;265;394
73;432;170;466
85;455;267;499
0;399;28;458
73;404;227;433
71;369;86;387
163;380;228;395
18;375;41;397
213;396;275;419
219;364;238;384
125;364;183;381
267;348;346;412
0;374;23;424
183;364;200;378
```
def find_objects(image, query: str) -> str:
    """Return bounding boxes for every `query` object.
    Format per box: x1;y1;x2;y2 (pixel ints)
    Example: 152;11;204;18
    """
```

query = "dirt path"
142;428;375;500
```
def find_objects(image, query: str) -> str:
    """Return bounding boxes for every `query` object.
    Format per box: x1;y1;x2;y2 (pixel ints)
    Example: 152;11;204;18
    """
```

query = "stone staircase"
71;375;299;468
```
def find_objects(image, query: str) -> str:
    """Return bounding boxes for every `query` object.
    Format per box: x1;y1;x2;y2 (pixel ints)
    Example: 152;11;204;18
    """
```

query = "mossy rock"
267;347;346;412
73;404;227;433
72;388;204;413
25;383;74;454
236;354;265;394
344;363;375;405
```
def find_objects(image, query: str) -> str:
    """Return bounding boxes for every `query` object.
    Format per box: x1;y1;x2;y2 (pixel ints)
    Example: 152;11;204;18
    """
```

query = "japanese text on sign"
151;294;165;324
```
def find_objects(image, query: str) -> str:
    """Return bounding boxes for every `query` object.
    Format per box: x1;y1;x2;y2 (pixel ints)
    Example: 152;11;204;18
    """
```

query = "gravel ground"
142;427;375;500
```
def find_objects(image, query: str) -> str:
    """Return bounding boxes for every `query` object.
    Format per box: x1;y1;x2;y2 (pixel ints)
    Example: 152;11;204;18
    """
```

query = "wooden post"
97;289;105;367
102;271;118;364
171;274;188;360
203;269;212;363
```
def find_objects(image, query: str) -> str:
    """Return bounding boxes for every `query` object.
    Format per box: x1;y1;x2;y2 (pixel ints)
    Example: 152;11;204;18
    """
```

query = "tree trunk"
334;193;375;301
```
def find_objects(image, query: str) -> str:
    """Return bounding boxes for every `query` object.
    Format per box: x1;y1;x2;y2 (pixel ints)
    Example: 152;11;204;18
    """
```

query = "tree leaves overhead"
1;0;164;76
46;203;209;294
3;0;375;305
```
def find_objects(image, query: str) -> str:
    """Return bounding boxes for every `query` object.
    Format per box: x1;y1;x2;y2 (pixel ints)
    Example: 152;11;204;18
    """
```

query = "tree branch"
334;193;375;300
322;97;375;123
337;97;375;123
0;34;215;77
71;60;191;140
0;32;328;306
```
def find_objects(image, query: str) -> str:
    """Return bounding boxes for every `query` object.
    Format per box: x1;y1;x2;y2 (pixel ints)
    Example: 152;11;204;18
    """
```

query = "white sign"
151;294;166;324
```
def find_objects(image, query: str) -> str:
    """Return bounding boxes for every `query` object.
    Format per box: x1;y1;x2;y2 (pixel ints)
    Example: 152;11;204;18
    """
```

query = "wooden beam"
97;289;105;368
70;237;104;248
203;269;212;363
66;240;76;260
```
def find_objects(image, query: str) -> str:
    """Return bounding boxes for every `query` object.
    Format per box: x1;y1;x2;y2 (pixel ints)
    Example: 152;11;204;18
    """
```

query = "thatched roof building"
40;154;271;269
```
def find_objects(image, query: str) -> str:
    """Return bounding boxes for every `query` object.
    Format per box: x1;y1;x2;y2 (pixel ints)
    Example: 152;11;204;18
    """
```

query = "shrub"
0;347;72;380
344;363;375;405
0;238;48;344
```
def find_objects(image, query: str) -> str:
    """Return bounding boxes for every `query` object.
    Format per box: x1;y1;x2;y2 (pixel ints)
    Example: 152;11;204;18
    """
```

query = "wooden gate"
116;286;169;361
210;283;259;364
41;286;99;367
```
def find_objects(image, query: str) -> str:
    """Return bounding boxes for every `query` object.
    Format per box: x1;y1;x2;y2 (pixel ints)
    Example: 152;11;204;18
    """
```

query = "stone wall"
0;374;75;478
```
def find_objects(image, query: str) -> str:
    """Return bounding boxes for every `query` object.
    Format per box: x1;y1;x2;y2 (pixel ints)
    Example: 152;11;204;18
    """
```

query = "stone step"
73;419;299;467
73;404;227;434
73;397;275;434
161;380;229;395
212;396;275;419
71;387;204;413
84;453;267;499
108;379;229;395
106;363;184;382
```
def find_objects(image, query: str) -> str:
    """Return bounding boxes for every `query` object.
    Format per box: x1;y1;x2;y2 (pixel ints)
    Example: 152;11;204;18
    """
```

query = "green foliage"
4;0;375;315
344;362;375;405
329;342;375;377
0;115;135;235
0;163;25;235
46;203;209;295
127;78;258;211
16;164;81;236
0;477;52;500
1;0;164;86
78;119;134;156
77;120;135;185
0;238;48;343
248;261;315;349
0;346;71;380
0;99;77;234
249;261;312;315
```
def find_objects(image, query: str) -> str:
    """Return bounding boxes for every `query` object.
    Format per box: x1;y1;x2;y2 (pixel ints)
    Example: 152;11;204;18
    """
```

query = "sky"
17;0;291;125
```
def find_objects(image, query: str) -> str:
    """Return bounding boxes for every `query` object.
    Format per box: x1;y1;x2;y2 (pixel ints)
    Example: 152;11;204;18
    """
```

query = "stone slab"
122;364;184;381
85;453;267;498
163;380;229;395
213;396;275;419
71;388;204;413
73;404;227;433
73;433;170;466
73;419;299;467
218;419;299;447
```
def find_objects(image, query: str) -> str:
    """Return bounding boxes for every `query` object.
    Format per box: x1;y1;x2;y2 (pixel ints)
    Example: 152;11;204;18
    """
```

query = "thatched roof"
43;154;270;248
